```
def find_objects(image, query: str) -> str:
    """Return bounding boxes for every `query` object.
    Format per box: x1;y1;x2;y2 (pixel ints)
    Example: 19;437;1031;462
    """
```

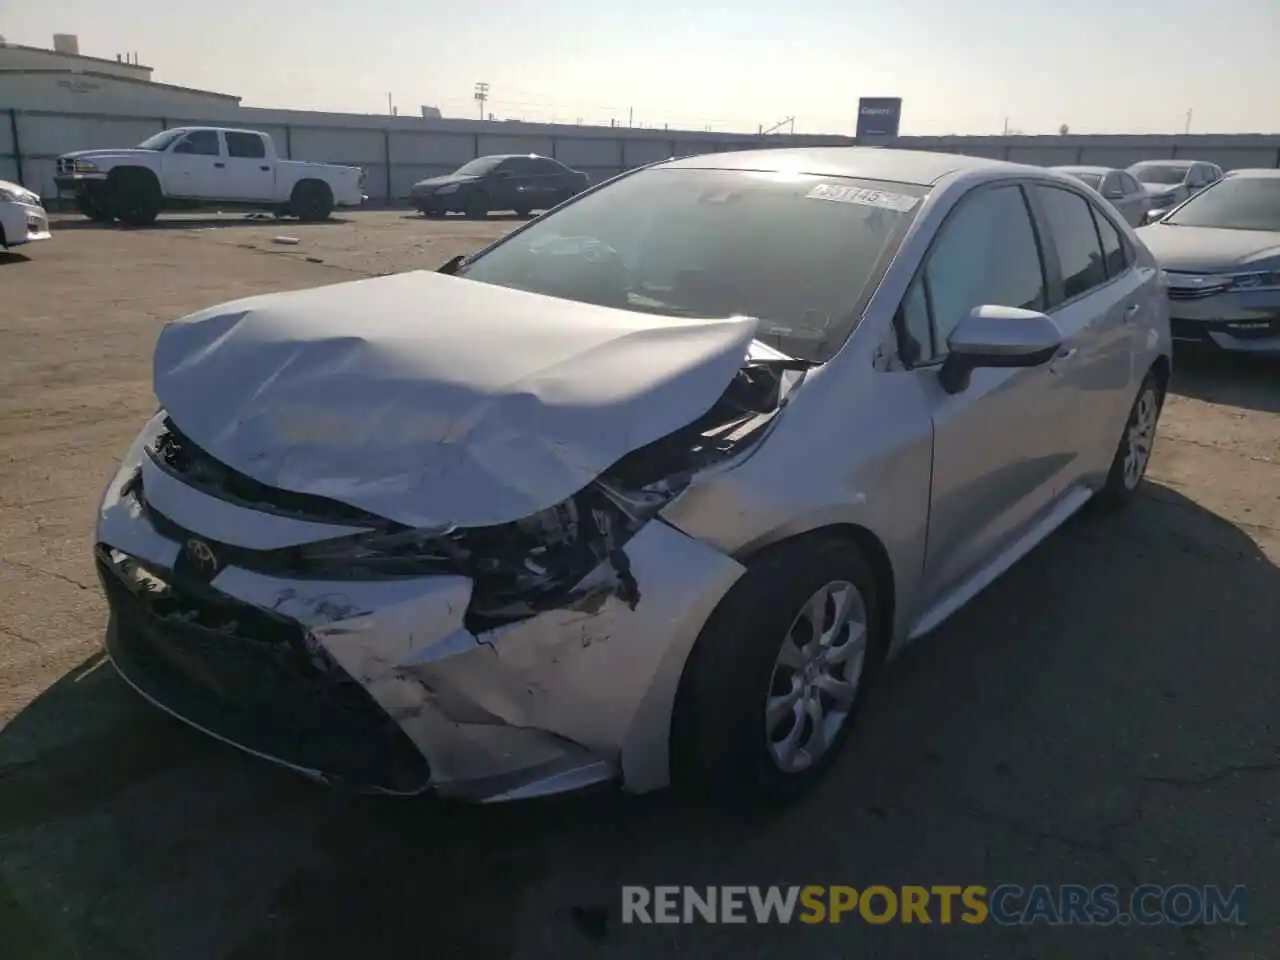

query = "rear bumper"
0;201;50;247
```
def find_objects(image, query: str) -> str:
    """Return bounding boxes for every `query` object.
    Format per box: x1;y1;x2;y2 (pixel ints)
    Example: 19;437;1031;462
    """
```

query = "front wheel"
670;535;884;809
1096;371;1165;508
463;190;489;220
76;192;114;223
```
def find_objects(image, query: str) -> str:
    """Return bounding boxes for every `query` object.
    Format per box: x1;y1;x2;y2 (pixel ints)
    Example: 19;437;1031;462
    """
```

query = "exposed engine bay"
140;353;808;632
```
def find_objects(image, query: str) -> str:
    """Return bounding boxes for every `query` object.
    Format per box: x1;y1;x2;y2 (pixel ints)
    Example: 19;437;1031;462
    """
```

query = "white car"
0;179;51;252
95;149;1172;806
54;127;366;226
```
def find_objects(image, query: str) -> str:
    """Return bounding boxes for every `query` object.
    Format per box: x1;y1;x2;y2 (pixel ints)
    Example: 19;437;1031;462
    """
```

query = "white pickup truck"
55;127;366;225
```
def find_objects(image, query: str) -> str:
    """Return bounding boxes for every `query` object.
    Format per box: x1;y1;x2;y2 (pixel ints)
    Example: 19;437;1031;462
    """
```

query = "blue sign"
857;98;903;138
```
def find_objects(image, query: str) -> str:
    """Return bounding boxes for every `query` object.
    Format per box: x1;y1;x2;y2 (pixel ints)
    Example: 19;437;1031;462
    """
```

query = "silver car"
95;148;1172;807
1050;165;1152;227
1128;159;1223;222
1139;168;1280;356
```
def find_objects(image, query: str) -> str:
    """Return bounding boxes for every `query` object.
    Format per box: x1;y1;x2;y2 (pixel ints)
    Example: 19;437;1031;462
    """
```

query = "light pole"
474;81;489;121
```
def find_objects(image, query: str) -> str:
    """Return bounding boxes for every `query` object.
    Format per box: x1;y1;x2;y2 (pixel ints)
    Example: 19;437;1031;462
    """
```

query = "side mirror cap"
939;305;1064;394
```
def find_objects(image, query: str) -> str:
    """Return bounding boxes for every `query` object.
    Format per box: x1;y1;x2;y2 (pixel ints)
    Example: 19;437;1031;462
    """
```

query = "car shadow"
1170;349;1280;414
0;251;32;264
0;485;1276;958
49;215;355;232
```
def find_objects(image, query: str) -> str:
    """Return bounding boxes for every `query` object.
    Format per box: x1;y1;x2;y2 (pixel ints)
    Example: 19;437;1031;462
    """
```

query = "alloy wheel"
765;580;868;774
1123;387;1159;489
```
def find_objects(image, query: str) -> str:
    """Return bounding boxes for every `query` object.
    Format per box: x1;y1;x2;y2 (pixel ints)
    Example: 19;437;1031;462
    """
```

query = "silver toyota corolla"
95;147;1172;807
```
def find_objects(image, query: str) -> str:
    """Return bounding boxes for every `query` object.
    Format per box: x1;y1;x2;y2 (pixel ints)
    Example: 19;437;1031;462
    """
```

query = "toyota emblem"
184;538;220;576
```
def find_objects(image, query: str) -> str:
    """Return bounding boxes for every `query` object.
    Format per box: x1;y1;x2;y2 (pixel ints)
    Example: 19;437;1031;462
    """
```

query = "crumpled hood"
153;271;760;528
1137;225;1280;271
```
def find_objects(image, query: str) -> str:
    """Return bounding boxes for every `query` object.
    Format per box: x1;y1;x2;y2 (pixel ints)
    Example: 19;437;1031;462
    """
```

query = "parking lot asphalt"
0;212;1277;960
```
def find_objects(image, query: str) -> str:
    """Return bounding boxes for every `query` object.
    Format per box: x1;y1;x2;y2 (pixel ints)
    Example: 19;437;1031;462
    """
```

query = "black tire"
1095;370;1165;508
513;205;532;218
76;192;114;223
670;534;886;810
463;190;489;220
290;180;334;222
108;168;161;226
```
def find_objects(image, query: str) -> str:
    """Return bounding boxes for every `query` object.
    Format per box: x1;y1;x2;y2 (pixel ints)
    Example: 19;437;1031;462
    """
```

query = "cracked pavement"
1;213;1277;959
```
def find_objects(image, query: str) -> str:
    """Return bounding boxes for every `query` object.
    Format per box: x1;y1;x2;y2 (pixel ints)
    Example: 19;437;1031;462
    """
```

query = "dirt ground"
1;212;1277;960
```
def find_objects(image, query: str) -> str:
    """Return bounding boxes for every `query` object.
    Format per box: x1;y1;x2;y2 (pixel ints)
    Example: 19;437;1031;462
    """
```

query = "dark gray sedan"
1138;169;1280;356
410;154;589;219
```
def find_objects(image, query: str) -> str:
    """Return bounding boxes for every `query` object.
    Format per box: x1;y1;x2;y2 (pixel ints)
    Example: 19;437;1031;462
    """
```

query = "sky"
3;0;1278;136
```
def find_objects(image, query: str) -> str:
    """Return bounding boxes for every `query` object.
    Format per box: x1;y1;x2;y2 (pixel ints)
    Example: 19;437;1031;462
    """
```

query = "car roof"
1130;159;1198;169
1224;168;1280;179
475;153;552;161
1051;165;1116;175
658;146;1031;187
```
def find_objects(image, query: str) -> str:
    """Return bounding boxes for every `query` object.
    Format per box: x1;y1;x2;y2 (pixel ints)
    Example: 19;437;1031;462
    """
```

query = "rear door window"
225;132;267;159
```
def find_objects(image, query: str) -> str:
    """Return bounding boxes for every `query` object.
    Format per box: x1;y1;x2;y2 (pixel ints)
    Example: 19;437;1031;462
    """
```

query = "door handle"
1054;347;1078;362
1124;303;1141;319
260;165;270;171
214;162;226;168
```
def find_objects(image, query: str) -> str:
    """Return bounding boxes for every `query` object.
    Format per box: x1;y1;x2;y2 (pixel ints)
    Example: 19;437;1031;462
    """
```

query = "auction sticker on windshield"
806;184;919;212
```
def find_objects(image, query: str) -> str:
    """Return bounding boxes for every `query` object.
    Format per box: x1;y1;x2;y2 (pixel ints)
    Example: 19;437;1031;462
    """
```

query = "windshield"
454;157;502;177
1067;172;1102;190
460;168;923;362
135;130;187;151
1131;165;1189;186
1163;177;1280;231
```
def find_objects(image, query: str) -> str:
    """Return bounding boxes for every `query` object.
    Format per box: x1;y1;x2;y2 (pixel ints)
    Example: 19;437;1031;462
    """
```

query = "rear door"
532;158;569;207
899;182;1075;610
161;130;223;197
1026;183;1145;484
491;157;536;211
221;131;275;201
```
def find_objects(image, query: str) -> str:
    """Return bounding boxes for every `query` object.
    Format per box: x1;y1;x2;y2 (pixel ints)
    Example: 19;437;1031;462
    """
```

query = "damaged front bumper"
95;417;745;801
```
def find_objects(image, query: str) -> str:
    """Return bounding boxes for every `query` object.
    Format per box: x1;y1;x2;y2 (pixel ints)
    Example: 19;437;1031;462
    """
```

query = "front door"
160;130;223;198
899;182;1077;609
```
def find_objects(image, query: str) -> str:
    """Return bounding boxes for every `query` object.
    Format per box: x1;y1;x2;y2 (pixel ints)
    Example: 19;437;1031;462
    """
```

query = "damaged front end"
98;288;809;799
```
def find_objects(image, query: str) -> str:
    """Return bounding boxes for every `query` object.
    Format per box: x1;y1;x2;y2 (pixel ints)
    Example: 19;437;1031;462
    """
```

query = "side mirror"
493;170;511;179
938;305;1063;395
1103;188;1125;200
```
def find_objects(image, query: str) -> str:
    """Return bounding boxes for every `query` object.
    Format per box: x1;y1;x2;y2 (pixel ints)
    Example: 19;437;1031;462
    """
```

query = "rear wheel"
289;180;334;222
670;535;885;809
463;190;489;220
1096;371;1164;507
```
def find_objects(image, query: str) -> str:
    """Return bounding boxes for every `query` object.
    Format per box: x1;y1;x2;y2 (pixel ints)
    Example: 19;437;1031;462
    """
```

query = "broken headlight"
291;485;651;623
